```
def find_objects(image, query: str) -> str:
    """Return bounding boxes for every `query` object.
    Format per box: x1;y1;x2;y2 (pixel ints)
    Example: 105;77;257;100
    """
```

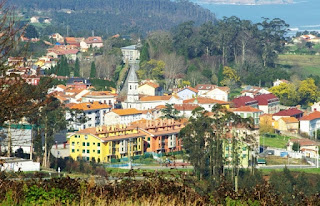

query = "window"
87;142;90;146
93;150;95;152
77;149;79;152
82;142;85;146
87;150;90;153
82;150;85;153
87;157;90;161
97;143;100;147
93;142;95;145
242;154;247;158
72;149;75;153
242;147;247;151
85;135;88;139
72;142;75;146
226;146;229;151
148;137;150;141
97;150;100;154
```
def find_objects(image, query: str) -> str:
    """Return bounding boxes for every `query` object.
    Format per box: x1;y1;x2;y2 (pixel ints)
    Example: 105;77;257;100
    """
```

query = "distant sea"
192;0;320;36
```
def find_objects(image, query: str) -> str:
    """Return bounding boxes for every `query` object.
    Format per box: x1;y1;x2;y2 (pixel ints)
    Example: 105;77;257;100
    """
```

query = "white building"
121;45;140;63
104;108;143;125
183;97;230;111
203;87;229;101
0;157;40;172
300;111;320;137
273;79;289;87
81;91;117;108
66;101;111;131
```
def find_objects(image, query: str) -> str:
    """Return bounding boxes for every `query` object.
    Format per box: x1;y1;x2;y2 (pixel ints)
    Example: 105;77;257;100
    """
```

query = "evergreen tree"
74;58;80;77
140;42;150;63
217;64;224;86
90;61;96;78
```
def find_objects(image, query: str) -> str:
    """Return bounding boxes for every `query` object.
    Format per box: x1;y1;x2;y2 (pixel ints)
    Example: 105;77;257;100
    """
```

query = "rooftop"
232;96;258;108
232;106;262;113
300;111;320;121
66;101;111;111
183;97;229;105
111;108;142;116
273;108;303;117
254;93;279;105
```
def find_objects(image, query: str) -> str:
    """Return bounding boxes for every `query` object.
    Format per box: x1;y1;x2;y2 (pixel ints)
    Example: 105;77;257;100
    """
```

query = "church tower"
127;65;139;103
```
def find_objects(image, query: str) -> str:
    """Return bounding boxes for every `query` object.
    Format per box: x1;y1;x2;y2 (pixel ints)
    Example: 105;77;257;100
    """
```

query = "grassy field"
260;134;293;149
277;54;320;76
261;168;320;175
265;156;308;165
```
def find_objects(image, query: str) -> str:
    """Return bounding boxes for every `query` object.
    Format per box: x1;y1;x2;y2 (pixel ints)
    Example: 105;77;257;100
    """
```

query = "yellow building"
274;117;299;134
69;124;145;163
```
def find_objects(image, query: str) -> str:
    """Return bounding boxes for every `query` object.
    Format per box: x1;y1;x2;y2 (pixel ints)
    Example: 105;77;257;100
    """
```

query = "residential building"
232;96;259;108
133;119;184;153
183;97;230;111
195;84;216;96
272;108;304;121
287;138;319;158
49;33;64;43
274;117;299;134
121;45;140;63
104;108;143;125
241;86;270;98
232;106;263;128
174;104;199;118
82;91;117;108
138;95;182;110
138;82;162;96
254;94;280;114
176;87;198;100
66;101;111;131
203;87;230;101
311;101;320;112
66;77;92;89
85;36;104;48
0;157;40;172
273;79;289;87
69;125;145;162
223;139;251;168
299;111;320;137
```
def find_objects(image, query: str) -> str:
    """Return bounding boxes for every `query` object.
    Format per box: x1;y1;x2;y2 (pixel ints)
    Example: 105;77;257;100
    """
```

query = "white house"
241;86;270;98
287;138;319;158
81;91;117;108
183;97;230;111
85;36;104;48
273;79;289;87
195;84;216;96
174;104;199;118
104;108;142;125
66;101;111;131
203;87;229;101
30;16;39;23
299;111;320;137
311;102;320;112
176;87;198;100
254;94;280;114
121;45;140;63
0;157;40;172
138;95;183;110
138;82;160;96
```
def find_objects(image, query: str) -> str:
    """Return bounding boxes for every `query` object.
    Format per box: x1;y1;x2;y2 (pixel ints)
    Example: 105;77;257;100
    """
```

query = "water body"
193;0;320;36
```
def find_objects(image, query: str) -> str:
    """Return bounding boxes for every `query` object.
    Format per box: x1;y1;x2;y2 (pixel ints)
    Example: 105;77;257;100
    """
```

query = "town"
1;1;320;205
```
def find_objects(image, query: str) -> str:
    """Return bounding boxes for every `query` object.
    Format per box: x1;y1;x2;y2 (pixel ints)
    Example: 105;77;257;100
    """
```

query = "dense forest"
8;0;215;36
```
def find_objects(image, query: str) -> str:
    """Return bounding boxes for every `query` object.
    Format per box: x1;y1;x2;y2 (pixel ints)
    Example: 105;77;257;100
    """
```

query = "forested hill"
8;0;215;36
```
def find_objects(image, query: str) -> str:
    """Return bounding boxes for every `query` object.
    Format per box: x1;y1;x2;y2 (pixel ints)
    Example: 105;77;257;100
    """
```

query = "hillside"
8;0;216;36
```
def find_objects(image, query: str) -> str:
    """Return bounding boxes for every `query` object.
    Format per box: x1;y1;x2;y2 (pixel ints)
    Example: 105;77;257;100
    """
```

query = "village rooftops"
300;111;320;121
111;108;142;116
140;95;179;102
66;101;111;111
183;97;229;105
177;86;198;93
141;82;160;88
289;138;318;146
273;108;303;117
195;84;216;91
254;93;279;105
232;96;258;108
174;104;200;111
83;91;117;97
232;106;262;112
280;117;299;123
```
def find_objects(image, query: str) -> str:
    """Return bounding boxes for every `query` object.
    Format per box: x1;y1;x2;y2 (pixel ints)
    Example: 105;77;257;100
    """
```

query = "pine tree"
90;61;96;78
74;58;80;77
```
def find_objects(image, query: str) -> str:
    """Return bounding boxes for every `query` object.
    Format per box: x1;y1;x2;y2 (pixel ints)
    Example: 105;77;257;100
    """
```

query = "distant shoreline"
197;0;294;5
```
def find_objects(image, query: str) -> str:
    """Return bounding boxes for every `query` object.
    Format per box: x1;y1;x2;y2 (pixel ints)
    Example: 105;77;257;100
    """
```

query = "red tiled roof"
233;106;262;112
300;111;320;121
232;96;258;108
254;94;279;105
183;97;229;105
290;138;318;146
140;82;159;89
66;101;111;111
178;87;198;94
85;36;103;44
111;108;142;116
280;117;299;123
273;108;303;117
174;104;200;111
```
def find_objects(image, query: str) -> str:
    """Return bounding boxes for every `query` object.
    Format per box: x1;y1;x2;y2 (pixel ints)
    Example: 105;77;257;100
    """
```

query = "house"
195;84;216;96
273;79;289;87
66;101;111;131
287;138;319;158
66;77;92;89
64;88;90;103
254;94;280;114
299;111;320;137
274;117;299;134
138;95;182;110
174;104;199;118
232;106;263;128
311;101;320;112
69;124;145;162
241;86;270;98
30;16;39;23
132;119;183;153
85;36;104;48
272;108;304;121
183;97;230;111
203;87;229;101
47;49;80;61
176;87;198;100
232;96;259;108
0;157;40;172
138;82;162;96
121;45;140;63
104;108;142;125
82;91;117;108
49;33;64;43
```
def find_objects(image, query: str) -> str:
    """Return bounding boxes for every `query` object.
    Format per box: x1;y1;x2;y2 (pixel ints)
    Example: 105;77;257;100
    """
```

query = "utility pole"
7;120;12;157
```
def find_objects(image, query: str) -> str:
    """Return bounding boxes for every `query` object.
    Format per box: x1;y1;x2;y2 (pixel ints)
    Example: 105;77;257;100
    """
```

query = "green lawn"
261;168;320;175
260;134;293;149
277;54;320;76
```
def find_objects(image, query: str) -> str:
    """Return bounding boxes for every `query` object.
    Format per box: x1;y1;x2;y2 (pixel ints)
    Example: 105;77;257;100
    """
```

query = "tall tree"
74;58;80;77
90;61;96;78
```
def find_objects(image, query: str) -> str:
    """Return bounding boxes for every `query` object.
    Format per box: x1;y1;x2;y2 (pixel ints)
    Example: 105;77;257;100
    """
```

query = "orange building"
132;119;184;153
